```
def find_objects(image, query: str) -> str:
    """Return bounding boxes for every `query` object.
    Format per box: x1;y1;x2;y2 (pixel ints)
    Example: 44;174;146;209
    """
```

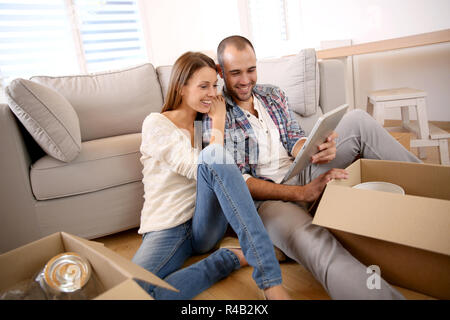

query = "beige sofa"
0;50;346;253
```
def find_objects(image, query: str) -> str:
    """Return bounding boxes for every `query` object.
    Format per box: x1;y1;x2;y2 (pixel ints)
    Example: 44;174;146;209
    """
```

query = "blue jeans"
132;144;282;299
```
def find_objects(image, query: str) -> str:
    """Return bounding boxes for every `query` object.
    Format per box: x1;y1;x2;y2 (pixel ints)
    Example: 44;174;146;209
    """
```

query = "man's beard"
223;77;255;102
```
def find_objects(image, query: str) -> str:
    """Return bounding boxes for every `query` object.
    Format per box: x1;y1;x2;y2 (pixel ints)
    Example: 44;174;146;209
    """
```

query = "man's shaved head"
217;35;255;68
216;35;257;104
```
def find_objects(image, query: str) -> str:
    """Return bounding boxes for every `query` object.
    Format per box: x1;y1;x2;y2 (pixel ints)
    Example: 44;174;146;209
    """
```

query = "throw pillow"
5;78;81;162
257;49;319;117
32;63;163;142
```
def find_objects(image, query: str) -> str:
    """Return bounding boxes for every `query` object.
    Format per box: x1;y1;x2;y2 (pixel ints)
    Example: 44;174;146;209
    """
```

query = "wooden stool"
367;88;449;165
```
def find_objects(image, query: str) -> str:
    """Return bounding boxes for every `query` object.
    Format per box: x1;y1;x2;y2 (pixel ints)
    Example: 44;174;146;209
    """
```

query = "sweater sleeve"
141;114;198;180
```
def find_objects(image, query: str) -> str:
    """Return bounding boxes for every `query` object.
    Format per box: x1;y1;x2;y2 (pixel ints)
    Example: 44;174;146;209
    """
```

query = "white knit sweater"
138;113;200;234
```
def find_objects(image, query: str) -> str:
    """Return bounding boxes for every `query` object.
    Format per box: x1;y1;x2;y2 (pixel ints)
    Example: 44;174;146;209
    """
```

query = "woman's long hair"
161;52;217;113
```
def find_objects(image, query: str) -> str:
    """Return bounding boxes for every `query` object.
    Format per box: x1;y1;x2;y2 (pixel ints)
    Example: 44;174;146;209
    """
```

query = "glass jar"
1;252;103;300
36;252;102;300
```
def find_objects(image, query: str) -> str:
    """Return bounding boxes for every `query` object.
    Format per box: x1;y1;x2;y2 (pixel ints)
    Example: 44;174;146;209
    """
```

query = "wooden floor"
94;120;449;300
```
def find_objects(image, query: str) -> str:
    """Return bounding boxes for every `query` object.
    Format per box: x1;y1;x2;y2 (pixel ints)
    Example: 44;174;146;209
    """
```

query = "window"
246;0;303;59
74;0;147;73
0;0;79;85
248;0;288;42
0;0;147;88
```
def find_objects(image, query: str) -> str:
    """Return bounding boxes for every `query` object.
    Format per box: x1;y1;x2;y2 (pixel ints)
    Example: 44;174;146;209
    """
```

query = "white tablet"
280;104;349;184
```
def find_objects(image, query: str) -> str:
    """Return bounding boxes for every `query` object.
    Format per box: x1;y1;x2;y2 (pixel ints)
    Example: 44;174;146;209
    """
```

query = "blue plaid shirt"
202;84;306;181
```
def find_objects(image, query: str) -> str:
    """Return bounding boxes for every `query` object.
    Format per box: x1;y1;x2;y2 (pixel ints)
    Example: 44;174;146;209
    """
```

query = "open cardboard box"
0;232;177;299
312;159;450;299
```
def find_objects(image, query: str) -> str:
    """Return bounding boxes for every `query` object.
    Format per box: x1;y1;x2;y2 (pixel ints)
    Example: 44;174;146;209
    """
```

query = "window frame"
238;0;304;59
0;0;150;81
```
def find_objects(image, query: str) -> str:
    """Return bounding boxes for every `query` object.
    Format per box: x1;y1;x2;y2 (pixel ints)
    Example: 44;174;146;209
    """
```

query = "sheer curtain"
0;0;148;90
247;0;303;59
0;0;79;85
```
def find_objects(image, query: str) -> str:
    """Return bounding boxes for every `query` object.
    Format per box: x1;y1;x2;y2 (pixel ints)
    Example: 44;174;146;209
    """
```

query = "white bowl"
352;181;405;195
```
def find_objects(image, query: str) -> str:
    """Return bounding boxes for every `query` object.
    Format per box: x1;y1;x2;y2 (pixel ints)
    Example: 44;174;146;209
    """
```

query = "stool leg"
415;98;430;159
372;102;385;127
438;139;449;165
367;97;374;116
401;106;411;150
400;106;410;128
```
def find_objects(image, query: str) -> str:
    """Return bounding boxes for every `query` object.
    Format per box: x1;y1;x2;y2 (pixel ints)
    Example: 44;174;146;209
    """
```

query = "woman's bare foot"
227;249;290;299
228;248;248;267
263;285;291;300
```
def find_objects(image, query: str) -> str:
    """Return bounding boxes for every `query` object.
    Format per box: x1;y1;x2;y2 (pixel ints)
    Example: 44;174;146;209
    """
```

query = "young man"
202;35;421;299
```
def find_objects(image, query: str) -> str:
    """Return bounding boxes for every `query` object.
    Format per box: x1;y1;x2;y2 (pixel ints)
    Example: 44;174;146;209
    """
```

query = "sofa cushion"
30;133;142;200
31;63;164;142
257;49;319;117
156;65;172;100
5;78;82;162
292;107;323;136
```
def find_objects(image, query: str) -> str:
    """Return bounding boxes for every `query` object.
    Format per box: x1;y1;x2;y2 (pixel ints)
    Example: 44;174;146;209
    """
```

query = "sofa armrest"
0;103;41;253
318;59;346;114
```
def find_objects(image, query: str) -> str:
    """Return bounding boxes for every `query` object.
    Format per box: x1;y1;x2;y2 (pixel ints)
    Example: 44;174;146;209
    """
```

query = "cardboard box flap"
313;185;450;256
60;233;177;293
0;233;64;291
94;278;153;300
329;156;362;187
98;248;178;292
360;160;450;200
329;159;450;201
60;232;105;248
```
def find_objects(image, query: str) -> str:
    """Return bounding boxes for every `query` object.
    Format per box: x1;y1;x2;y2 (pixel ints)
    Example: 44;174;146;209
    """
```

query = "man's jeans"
132;144;282;299
260;110;421;299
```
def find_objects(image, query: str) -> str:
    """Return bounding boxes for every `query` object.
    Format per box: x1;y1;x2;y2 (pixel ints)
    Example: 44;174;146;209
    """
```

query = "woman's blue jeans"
132;144;282;299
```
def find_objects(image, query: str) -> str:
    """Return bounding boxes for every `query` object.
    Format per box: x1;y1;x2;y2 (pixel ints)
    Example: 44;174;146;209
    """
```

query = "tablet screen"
281;104;349;184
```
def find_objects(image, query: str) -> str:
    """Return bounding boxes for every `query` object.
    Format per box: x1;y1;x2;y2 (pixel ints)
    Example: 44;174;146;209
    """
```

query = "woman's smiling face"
180;66;219;114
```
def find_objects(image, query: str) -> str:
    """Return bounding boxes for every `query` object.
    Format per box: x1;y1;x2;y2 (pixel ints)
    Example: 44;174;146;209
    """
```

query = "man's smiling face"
220;44;257;104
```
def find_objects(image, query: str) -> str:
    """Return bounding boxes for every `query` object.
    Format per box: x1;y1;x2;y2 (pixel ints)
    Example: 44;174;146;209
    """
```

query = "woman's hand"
208;95;226;145
207;95;226;123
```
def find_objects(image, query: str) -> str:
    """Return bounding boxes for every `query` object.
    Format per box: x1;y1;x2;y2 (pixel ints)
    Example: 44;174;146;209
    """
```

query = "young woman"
132;51;290;300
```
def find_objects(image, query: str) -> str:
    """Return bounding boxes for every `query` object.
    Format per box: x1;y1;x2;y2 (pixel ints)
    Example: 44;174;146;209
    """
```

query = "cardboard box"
0;232;176;299
312;159;450;299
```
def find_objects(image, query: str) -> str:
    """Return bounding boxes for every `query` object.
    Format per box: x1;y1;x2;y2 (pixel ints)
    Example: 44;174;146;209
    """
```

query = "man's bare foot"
263;285;291;300
228;248;248;267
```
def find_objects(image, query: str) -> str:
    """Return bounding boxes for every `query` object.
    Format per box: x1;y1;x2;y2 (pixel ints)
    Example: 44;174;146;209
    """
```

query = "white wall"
140;0;449;120
139;0;241;66
299;0;450;121
354;42;450;121
300;0;450;47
